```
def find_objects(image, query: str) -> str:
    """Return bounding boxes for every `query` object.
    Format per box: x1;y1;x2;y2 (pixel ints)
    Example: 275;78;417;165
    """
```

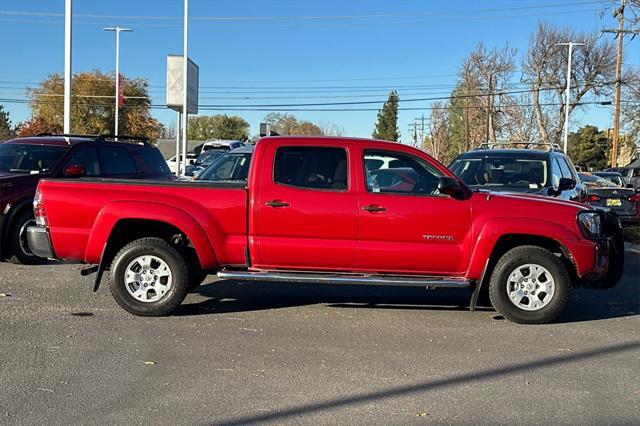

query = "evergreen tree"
0;105;15;141
372;91;400;142
567;125;611;170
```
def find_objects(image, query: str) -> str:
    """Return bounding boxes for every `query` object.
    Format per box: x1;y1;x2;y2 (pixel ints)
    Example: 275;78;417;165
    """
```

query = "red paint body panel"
38;136;602;282
39;180;247;268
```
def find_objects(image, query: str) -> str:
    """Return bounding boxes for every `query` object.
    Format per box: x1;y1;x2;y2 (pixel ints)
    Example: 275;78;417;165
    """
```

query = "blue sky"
0;0;635;142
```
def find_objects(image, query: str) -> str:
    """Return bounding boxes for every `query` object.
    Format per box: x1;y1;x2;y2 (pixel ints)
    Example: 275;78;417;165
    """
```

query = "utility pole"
485;74;494;143
63;0;72;134
103;27;133;138
409;115;427;147
555;41;585;154
601;0;640;167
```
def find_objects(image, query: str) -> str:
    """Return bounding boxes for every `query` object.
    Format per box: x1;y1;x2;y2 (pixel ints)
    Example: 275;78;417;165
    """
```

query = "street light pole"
182;0;189;177
556;42;585;154
104;27;132;138
64;0;72;134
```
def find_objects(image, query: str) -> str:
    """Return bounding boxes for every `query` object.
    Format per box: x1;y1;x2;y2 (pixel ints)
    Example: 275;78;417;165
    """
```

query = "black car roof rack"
474;142;563;152
95;134;149;145
36;133;149;146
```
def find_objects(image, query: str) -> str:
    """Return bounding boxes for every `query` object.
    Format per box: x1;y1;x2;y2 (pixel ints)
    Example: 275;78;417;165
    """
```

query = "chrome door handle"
362;204;386;212
265;200;290;208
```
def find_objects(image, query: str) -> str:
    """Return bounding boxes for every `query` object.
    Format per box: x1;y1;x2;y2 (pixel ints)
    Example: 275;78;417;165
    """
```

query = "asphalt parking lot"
1;254;638;425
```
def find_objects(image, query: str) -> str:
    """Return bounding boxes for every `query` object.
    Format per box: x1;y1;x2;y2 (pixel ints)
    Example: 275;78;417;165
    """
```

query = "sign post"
166;55;199;176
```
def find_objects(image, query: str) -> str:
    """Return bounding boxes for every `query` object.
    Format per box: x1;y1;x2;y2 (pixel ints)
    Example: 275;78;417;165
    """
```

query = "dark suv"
449;142;586;202
0;134;172;264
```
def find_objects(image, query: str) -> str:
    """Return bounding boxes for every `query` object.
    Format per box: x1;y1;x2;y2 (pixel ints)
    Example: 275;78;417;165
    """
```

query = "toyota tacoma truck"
27;137;624;324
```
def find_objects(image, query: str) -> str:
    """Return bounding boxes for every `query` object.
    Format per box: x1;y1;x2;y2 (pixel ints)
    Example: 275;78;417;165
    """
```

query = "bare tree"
499;93;540;143
423;102;450;163
467;43;517;142
522;22;616;144
319;122;346;137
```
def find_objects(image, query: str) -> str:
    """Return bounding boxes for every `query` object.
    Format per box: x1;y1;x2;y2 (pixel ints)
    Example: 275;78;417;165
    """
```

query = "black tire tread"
109;237;190;317
7;210;41;265
489;245;570;324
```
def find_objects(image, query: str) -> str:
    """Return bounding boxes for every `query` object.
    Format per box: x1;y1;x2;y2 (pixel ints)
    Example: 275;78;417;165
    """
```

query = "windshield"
593;173;623;187
450;157;548;188
195;151;225;166
196;152;252;181
0;143;67;174
578;173;617;187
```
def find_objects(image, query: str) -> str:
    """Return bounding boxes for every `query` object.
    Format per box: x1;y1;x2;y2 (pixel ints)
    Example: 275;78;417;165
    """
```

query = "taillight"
33;188;48;227
587;195;601;202
629;193;640;203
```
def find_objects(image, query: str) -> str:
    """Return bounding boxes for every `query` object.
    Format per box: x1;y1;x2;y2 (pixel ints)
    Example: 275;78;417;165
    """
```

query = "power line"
0;2;606;22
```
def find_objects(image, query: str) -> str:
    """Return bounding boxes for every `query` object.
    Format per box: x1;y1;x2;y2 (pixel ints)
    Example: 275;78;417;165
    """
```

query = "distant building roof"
155;138;202;159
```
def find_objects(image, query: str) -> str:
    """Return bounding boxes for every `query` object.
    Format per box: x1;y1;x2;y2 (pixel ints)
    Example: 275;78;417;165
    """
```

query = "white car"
167;153;198;174
195;140;245;154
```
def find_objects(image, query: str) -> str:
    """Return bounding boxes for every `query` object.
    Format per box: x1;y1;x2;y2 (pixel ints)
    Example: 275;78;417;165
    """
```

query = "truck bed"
38;178;248;267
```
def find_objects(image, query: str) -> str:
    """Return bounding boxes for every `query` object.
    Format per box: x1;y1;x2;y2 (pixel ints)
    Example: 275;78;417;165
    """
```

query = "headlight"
577;211;602;237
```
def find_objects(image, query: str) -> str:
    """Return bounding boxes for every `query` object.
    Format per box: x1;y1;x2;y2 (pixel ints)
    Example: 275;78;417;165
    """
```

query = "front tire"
489;246;570;324
8;210;42;264
109;238;190;316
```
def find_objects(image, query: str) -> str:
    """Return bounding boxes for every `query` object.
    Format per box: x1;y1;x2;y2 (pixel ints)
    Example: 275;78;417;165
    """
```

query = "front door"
253;143;359;271
357;149;472;275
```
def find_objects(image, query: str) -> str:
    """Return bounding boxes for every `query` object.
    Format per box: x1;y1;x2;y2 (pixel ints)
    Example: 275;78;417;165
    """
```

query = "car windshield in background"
450;157;548;188
0;143;67;173
195;151;225;167
196;152;252;182
593;172;623;187
578;173;617;187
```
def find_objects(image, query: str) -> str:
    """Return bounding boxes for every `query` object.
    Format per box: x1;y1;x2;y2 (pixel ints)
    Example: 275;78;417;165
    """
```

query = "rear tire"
109;238;189;316
8;210;42;265
489;246;570;324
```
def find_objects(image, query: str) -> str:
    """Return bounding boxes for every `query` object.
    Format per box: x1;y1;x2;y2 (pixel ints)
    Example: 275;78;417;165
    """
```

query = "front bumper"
578;212;625;290
26;226;57;259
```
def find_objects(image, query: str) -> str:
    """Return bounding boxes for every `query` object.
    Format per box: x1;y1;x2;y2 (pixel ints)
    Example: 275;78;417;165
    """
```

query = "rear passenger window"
100;147;138;175
274;147;348;190
64;147;100;176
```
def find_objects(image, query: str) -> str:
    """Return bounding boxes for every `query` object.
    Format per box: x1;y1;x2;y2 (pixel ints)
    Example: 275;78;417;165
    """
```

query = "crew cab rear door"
356;148;472;275
252;142;358;270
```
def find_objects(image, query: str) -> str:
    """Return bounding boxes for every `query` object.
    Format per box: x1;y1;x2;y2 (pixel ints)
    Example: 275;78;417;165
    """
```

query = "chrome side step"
216;269;470;289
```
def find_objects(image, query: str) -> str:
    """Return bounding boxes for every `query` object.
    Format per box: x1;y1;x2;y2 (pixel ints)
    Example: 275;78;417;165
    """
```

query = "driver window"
363;150;442;195
64;147;100;176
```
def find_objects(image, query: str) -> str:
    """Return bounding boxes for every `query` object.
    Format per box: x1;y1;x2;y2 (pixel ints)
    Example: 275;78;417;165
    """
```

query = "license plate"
606;198;622;207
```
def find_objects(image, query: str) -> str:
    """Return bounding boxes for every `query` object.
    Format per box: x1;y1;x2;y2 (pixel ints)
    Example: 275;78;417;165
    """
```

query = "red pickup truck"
27;137;624;323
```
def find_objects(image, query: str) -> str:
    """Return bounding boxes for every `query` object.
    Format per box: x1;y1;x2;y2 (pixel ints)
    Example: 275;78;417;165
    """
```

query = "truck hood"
470;190;590;239
483;190;588;210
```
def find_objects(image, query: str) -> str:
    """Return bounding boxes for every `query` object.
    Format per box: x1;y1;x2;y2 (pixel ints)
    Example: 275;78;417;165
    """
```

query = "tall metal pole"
63;0;72;134
611;0;625;168
175;111;181;176
181;0;189;177
104;27;132;138
563;43;573;154
556;42;585;153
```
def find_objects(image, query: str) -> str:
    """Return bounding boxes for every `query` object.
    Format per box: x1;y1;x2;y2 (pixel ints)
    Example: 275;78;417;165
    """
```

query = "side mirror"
438;176;463;199
626;183;634;188
557;177;575;192
64;164;86;177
